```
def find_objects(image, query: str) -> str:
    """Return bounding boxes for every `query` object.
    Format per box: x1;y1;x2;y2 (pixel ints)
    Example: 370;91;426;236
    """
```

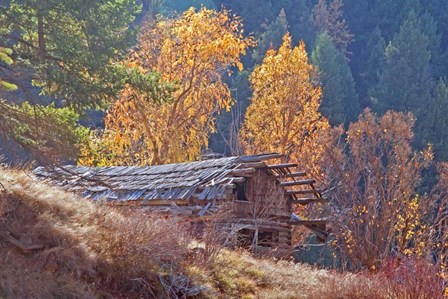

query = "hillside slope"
0;167;415;298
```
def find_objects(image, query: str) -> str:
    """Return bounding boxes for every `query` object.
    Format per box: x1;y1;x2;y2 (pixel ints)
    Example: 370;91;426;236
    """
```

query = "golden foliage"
80;7;253;166
241;33;329;166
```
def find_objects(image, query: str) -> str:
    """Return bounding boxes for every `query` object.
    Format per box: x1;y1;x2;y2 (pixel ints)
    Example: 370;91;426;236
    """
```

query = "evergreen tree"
426;78;448;160
420;11;445;78
363;27;386;105
278;0;316;47
0;0;141;109
312;33;359;125
213;0;274;35
374;11;432;113
426;0;448;51
312;0;354;57
252;9;288;65
371;0;408;41
163;0;216;13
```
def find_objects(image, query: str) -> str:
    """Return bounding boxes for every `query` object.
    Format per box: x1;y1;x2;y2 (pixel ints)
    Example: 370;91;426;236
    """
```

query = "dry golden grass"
0;167;442;298
187;249;391;299
0;167;191;298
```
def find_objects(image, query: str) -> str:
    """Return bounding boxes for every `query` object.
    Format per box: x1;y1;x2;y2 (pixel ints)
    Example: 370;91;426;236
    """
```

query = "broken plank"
230;177;245;183
197;183;235;190
140;199;189;206
240;162;266;168
280;179;316;187
288;219;327;226
266;163;298;169
231;168;256;176
239;153;284;162
275;172;307;178
286;189;324;195
290;198;328;205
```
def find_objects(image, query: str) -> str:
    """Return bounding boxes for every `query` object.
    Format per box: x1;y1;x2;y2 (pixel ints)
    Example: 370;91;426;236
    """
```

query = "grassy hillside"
0;167;440;298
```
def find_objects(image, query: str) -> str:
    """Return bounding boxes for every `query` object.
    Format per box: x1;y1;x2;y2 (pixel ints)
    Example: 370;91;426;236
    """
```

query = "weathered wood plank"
280;179;316;187
240;153;284;162
231;168;256;176
289;219;327;226
274;172;307;178
197;183;235;190
290;198;328;205
140;199;189;206
230;177;245;183
240;162;266;168
266;163;298;169
286;189;324;195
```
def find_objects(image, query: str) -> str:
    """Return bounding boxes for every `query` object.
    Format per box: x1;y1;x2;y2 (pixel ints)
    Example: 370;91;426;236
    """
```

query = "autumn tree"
312;0;353;57
320;109;433;270
80;7;253;166
240;33;329;165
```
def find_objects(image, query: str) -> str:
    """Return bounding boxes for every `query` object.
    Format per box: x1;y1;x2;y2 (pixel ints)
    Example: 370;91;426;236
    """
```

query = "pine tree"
363;27;386;104
374;11;433;114
420;11;444;78
312;33;359;125
252;9;289;65
426;78;448;160
312;0;354;57
279;0;316;46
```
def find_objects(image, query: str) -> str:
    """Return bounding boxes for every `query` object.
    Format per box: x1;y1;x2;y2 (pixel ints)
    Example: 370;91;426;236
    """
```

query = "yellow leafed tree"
80;7;253;166
241;33;329;167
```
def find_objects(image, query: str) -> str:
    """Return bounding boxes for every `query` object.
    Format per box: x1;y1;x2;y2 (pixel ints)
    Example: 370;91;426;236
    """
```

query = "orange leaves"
241;33;329;165
81;8;252;166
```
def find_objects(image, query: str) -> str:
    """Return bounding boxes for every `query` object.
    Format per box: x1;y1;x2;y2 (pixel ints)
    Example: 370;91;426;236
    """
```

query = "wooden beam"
275;172;307;178
286;189;324;195
240;162;266;168
231;168;256;176
290;198;328;205
280;179;316;187
197;183;235;190
230;177;245;183
140;199;189;206
266;163;298;169
289;219;327;226
240;153;284;162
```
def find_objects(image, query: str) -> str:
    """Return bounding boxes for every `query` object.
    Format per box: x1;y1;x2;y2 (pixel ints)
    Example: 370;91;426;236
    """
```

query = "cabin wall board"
245;169;290;219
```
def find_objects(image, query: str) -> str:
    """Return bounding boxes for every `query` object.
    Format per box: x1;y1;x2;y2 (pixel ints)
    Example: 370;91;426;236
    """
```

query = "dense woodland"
1;0;448;290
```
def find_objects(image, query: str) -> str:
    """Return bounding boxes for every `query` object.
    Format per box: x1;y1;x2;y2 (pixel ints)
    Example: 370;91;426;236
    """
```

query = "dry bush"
317;109;434;270
379;257;445;299
0;167;194;298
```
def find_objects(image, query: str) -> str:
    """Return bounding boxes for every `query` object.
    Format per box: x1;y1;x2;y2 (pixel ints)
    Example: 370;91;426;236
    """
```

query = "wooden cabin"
33;153;327;252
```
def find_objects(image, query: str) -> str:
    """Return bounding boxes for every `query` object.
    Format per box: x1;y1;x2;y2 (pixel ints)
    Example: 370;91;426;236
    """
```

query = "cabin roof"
33;153;286;202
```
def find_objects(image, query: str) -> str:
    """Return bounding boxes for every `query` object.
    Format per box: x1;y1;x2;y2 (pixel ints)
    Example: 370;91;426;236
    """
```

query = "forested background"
2;0;448;162
199;0;448;161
